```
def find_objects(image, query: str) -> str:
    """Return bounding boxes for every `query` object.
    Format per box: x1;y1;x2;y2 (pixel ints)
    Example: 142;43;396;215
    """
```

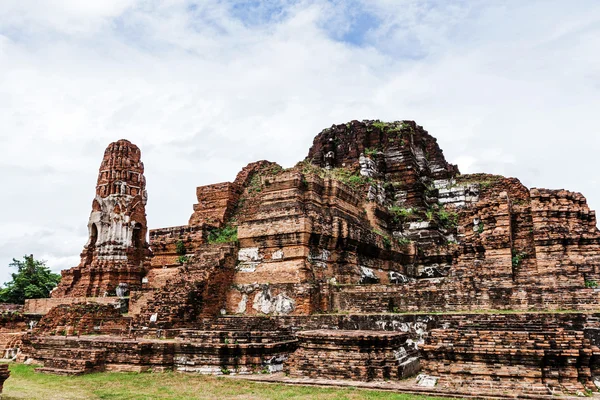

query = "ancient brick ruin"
4;120;600;397
51;139;151;298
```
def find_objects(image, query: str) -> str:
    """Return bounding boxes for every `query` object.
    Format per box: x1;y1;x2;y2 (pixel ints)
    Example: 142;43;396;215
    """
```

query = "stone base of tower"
51;263;144;298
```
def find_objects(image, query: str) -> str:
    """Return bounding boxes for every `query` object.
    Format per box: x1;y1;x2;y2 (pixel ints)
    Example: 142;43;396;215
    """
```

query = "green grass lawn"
2;364;450;400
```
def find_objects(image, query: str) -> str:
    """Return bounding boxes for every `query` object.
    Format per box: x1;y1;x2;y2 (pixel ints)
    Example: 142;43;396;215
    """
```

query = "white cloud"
0;0;599;285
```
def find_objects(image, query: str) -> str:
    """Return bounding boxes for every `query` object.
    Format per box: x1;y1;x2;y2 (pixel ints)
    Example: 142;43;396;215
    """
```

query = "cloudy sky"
1;0;599;284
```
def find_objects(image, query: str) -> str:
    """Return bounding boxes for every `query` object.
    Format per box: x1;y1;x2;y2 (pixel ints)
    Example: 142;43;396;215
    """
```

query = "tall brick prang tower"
52;139;151;298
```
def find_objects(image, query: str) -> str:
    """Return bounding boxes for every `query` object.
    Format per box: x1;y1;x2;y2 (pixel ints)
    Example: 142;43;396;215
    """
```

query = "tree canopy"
0;255;61;304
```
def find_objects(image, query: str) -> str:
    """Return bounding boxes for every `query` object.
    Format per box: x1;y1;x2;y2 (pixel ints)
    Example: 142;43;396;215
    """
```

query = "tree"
0;255;61;304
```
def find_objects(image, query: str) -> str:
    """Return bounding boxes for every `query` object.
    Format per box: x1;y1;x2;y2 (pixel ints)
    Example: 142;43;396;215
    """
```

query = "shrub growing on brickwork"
511;251;528;268
437;207;458;229
175;240;186;256
207;225;238;244
585;280;598;288
177;255;189;264
388;206;414;223
364;147;378;157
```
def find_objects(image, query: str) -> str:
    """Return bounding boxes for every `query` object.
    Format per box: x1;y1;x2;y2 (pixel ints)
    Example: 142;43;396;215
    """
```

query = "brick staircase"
421;320;597;395
135;243;237;328
128;267;181;315
33;339;107;375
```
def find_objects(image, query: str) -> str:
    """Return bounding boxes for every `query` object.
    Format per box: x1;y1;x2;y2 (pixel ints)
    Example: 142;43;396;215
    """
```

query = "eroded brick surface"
286;330;419;381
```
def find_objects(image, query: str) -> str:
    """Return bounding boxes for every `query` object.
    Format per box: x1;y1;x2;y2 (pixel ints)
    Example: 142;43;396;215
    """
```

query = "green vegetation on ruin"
455;173;504;190
585;280;598;288
175;240;189;264
176;255;189;264
175;240;186;256
511;250;528;268
207;225;238;244
423;204;459;230
1;363;453;400
368;121;414;145
364;147;378;157
297;160;374;191
388;206;414;223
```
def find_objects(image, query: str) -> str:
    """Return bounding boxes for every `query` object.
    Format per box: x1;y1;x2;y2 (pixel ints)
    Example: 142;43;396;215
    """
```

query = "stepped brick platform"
286;330;419;381
32;303;129;336
12;120;600;397
421;322;598;394
30;332;297;375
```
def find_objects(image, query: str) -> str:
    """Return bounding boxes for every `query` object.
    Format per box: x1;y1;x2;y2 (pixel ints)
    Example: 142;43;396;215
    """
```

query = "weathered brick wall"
30;331;296;375
149;225;206;267
421;314;599;393
331;283;600;313
33;303;128;336
0;312;27;360
286;330;419;381
189;182;240;227
135;244;237;328
24;297;122;315
228;169;413;316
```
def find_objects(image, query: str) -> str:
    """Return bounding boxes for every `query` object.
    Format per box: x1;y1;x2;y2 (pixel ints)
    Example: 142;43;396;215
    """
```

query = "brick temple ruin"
2;120;600;397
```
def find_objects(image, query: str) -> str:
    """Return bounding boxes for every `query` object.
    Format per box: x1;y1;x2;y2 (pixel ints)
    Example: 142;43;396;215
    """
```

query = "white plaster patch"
389;271;411;284
236;294;248;314
416;374;438;387
252;287;295;315
308;249;330;269
360;266;376;279
273;293;295;314
438;183;479;207
408;221;430;230
359;154;377;177
253;289;273;314
375;320;387;330
394;190;408;205
236;262;258;272
412;147;427;171
433;179;453;189
268;364;283;373
238;247;261;262
271;249;284;260
393;347;407;361
87;193;145;261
